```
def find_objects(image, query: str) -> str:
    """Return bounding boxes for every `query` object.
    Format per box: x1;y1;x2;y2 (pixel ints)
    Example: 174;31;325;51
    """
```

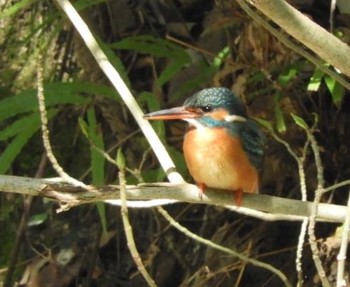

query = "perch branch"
0;175;347;223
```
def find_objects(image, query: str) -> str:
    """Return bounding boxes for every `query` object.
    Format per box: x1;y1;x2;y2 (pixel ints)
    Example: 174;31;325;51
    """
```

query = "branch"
0;175;347;223
118;154;156;287
246;0;350;78
307;128;330;287
337;188;350;286
36;34;87;188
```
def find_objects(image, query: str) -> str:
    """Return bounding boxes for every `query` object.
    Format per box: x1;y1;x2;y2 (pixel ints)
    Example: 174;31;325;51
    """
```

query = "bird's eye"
201;106;212;112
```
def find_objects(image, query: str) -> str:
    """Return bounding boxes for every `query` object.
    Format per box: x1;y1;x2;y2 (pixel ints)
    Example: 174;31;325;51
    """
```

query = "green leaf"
112;35;190;87
0;110;55;140
138;92;165;140
157;61;186;87
254;118;273;131
307;68;324;92
278;67;298;87
87;108;105;186
138;91;161;111
291;113;308;129
324;75;344;107
28;213;48;227
171;60;216;100
0;0;37;19
112;35;190;61
0;116;39;173
116;148;126;170
78;118;89;139
87;107;107;233
0;82;118;122
99;40;130;87
213;46;230;69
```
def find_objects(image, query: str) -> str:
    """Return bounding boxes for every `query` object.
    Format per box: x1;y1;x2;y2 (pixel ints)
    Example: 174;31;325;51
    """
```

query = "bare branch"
336;188;350;287
37;48;87;188
307;129;330;287
0;175;347;223
118;159;156;286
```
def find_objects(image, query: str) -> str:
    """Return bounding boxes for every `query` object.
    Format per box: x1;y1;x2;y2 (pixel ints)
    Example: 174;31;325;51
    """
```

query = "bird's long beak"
143;107;200;121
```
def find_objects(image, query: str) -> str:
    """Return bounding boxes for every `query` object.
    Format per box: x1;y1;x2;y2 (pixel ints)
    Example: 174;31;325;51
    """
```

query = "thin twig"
336;187;350;287
157;206;292;287
4;153;47;286
118;158;157;287
3;196;33;287
36;47;87;188
267;129;310;286
306;129;330;287
324;179;350;193
295;143;309;286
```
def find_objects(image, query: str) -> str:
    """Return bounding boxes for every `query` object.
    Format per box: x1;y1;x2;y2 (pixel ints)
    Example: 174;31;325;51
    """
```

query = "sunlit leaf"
278;67;298;87
28;213;48;227
117;148;126;170
307;68;324;92
324;75;344;107
78;118;89;139
291;113;308;129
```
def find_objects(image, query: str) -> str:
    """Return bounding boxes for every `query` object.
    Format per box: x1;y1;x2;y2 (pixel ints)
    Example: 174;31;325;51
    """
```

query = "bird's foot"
234;189;243;207
197;183;206;199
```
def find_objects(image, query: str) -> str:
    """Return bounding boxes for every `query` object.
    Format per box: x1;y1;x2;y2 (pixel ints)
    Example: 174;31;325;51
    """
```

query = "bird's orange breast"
183;127;258;193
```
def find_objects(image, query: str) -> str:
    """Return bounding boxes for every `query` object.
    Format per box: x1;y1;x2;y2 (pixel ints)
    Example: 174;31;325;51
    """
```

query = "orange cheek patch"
207;109;229;121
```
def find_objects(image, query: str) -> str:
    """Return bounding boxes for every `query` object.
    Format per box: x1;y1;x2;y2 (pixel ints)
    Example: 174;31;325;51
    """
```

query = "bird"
143;87;264;206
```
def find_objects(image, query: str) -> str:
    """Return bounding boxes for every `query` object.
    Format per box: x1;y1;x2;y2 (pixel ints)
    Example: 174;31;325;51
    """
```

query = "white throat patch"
184;118;205;129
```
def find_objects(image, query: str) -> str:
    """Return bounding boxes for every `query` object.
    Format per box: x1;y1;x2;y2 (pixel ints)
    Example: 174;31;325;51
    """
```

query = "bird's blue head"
183;87;247;118
143;87;248;127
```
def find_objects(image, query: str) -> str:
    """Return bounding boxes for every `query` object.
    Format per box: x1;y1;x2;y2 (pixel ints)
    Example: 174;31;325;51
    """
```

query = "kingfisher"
143;87;264;205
